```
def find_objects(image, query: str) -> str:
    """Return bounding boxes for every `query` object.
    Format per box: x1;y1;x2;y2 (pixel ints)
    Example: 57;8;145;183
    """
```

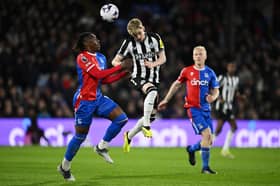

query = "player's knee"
201;132;212;146
74;133;87;143
113;113;128;127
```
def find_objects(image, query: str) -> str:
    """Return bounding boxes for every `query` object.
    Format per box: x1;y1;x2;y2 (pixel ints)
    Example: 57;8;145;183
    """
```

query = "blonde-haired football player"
112;18;166;152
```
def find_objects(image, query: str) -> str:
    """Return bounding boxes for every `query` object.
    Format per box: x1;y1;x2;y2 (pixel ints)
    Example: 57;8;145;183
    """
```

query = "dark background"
0;0;279;119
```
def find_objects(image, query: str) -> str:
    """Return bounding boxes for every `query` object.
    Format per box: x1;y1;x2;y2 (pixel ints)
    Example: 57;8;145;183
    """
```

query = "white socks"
143;91;157;127
128;117;144;139
126;90;157;140
223;130;234;151
98;139;109;149
62;158;71;171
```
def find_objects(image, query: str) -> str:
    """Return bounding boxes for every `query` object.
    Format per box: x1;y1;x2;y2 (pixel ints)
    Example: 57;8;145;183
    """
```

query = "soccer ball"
100;4;119;22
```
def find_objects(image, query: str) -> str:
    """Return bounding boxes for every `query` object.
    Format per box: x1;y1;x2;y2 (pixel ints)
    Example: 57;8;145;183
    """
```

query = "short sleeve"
77;54;98;72
210;70;220;89
177;68;187;83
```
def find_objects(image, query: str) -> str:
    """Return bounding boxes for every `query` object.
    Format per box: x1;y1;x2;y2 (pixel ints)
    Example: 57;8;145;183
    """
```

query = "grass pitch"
0;147;279;186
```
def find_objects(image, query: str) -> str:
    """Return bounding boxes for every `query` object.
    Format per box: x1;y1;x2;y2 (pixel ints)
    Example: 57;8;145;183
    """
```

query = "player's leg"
212;109;226;143
141;83;158;137
95;96;128;162
124;110;156;152
185;108;202;166
58;100;94;181
188;109;216;174
221;116;237;158
200;127;216;174
213;119;225;138
127;109;156;139
124;116;143;152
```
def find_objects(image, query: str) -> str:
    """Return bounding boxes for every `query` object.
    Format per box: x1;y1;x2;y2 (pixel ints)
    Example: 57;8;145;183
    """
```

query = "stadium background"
0;1;280;186
1;0;279;120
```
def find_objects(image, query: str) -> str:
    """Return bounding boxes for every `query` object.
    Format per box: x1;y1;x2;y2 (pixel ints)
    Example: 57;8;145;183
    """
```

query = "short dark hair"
72;32;92;52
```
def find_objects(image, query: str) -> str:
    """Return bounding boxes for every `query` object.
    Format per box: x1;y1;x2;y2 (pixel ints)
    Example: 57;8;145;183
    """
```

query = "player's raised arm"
102;58;133;84
158;80;182;110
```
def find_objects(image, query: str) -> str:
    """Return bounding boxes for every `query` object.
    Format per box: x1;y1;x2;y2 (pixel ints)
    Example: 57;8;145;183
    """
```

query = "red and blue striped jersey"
177;65;219;111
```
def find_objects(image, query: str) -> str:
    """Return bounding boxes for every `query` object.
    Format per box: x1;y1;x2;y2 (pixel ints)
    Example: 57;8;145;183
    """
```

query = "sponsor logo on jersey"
190;79;209;86
135;52;156;61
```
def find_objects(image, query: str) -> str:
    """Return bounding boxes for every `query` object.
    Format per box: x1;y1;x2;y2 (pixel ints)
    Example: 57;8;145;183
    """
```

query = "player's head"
127;18;145;42
193;46;207;68
73;32;100;53
226;61;236;75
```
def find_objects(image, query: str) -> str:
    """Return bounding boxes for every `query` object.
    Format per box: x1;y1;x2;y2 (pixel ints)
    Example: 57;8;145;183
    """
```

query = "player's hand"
144;60;155;69
206;94;215;103
158;100;168;111
112;61;122;66
120;58;133;72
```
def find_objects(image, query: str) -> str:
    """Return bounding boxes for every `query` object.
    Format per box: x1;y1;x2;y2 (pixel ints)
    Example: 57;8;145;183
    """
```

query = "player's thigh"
95;96;120;118
204;111;214;133
108;106;126;120
187;108;210;134
75;100;97;127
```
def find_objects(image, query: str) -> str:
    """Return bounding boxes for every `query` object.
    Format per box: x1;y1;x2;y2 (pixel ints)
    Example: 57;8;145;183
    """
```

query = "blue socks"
65;133;87;161
64;113;127;161
189;141;211;169
201;147;210;169
189;141;201;152
103;113;128;142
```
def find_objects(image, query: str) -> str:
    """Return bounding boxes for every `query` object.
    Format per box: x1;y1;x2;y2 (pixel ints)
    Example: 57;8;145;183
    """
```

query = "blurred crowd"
0;0;279;119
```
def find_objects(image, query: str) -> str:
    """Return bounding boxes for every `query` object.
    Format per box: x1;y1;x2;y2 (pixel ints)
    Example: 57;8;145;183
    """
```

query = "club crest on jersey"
190;72;194;76
81;56;88;63
204;73;209;78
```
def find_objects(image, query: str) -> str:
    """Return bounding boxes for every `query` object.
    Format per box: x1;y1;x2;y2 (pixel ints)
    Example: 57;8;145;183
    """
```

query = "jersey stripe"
117;32;163;85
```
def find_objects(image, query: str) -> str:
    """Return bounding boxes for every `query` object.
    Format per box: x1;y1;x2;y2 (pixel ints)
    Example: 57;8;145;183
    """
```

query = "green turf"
0;147;279;186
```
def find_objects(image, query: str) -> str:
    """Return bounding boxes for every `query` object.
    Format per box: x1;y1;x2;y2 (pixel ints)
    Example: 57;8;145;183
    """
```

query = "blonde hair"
127;18;143;36
193;45;207;54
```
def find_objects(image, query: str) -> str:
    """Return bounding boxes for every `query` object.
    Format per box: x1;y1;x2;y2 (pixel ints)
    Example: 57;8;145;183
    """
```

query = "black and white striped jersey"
117;32;165;85
215;74;239;112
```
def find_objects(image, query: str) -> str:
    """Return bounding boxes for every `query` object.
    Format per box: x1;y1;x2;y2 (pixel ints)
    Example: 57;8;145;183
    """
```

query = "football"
100;3;119;22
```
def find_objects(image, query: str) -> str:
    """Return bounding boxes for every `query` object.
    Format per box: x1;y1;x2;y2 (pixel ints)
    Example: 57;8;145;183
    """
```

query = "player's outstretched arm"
88;57;132;80
88;65;122;79
102;71;129;84
158;80;182;110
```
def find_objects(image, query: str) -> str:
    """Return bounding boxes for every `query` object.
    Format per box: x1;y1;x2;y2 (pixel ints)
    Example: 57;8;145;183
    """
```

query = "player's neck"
193;64;205;70
86;51;96;56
